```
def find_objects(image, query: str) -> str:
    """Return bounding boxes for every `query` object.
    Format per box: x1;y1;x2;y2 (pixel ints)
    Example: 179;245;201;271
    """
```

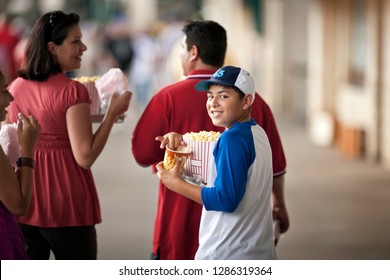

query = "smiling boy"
156;66;276;259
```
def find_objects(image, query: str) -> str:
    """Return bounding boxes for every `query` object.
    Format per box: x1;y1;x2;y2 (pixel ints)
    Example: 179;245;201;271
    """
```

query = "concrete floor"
91;104;390;260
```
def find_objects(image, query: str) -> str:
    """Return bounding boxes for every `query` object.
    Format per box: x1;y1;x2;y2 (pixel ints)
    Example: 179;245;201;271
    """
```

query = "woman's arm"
66;92;131;169
0;114;40;215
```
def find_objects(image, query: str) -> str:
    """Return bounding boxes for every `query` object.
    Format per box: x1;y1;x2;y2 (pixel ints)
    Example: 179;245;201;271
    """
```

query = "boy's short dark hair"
209;83;245;99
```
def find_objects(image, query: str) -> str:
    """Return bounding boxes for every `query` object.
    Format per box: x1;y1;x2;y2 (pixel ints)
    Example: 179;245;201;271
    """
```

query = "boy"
132;20;288;260
156;66;276;259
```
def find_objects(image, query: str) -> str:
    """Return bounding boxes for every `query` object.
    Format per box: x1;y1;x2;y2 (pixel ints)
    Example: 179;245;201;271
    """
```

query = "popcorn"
183;131;220;142
182;131;220;184
73;76;100;83
74;76;101;115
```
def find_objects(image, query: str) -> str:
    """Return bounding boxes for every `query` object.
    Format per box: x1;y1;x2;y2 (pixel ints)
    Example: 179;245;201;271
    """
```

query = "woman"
6;11;131;259
0;70;40;259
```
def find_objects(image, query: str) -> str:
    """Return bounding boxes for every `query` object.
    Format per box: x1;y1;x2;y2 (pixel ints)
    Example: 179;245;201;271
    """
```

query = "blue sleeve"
201;130;255;212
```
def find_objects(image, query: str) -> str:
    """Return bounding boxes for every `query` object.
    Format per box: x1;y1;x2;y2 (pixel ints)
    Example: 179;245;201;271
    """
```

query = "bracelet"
16;157;35;169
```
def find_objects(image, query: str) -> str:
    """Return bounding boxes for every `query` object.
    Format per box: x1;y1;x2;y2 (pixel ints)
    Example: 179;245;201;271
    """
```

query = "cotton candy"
95;68;129;112
0;123;19;167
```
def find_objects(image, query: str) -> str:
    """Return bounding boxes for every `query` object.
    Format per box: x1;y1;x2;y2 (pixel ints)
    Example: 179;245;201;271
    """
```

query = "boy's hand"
155;132;185;150
156;158;183;191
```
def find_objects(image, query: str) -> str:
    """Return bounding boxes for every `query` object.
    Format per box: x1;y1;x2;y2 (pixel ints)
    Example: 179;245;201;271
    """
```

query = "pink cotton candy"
0;123;19;167
95;68;129;112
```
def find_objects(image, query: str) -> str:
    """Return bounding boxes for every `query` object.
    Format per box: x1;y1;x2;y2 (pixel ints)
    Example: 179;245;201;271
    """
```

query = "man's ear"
189;44;198;62
47;42;57;56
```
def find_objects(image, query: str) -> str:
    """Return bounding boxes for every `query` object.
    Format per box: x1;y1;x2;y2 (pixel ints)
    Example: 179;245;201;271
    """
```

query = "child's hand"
155;132;185;150
156;158;183;191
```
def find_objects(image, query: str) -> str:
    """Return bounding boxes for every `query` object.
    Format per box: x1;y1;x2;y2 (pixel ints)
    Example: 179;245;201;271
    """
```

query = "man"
131;20;289;260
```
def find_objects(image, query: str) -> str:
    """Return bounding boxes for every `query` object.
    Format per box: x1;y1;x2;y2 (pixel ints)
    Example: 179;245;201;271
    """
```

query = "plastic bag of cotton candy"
95;68;129;113
0;122;19;168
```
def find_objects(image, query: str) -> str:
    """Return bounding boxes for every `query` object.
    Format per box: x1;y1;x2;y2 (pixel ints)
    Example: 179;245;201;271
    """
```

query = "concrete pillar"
126;0;157;31
381;0;390;170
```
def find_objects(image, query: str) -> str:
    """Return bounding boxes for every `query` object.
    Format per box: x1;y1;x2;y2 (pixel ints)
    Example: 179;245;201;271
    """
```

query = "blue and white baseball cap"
195;66;255;104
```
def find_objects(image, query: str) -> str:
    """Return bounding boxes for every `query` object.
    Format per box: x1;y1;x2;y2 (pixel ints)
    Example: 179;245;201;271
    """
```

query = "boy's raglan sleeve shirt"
201;130;255;212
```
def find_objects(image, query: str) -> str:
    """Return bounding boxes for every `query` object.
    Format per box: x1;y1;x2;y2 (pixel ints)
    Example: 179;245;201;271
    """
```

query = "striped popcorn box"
182;131;220;184
84;81;101;115
74;76;101;115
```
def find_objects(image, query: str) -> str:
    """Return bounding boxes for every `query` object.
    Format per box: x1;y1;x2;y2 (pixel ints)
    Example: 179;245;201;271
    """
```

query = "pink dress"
7;73;101;227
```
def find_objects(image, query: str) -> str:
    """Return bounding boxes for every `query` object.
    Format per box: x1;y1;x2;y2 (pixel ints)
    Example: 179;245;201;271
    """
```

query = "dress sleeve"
63;80;91;111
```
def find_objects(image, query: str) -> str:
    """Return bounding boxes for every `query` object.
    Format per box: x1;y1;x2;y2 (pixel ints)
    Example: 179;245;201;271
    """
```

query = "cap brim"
195;80;212;91
195;79;237;92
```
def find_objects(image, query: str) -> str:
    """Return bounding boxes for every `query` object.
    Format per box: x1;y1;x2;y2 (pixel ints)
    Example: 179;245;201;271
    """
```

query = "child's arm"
156;159;203;204
201;133;251;212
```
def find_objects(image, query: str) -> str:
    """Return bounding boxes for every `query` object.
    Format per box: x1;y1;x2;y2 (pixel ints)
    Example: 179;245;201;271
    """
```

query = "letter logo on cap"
214;69;225;78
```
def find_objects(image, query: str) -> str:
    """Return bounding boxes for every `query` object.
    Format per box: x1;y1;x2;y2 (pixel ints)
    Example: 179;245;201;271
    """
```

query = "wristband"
16;157;35;169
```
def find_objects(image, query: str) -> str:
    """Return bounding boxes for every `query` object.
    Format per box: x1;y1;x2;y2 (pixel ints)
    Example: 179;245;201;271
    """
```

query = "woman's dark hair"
18;11;80;81
182;20;227;68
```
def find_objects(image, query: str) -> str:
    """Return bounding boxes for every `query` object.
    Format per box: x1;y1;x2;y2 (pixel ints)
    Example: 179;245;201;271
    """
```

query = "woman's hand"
17;113;40;157
106;91;132;120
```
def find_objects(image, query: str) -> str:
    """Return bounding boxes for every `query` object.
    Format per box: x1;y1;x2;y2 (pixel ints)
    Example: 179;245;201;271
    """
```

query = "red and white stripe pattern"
183;133;219;184
83;81;101;115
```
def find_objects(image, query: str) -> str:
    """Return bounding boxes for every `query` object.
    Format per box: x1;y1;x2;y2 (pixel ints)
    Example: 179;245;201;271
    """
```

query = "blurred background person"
129;25;161;111
104;15;134;76
0;13;21;82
